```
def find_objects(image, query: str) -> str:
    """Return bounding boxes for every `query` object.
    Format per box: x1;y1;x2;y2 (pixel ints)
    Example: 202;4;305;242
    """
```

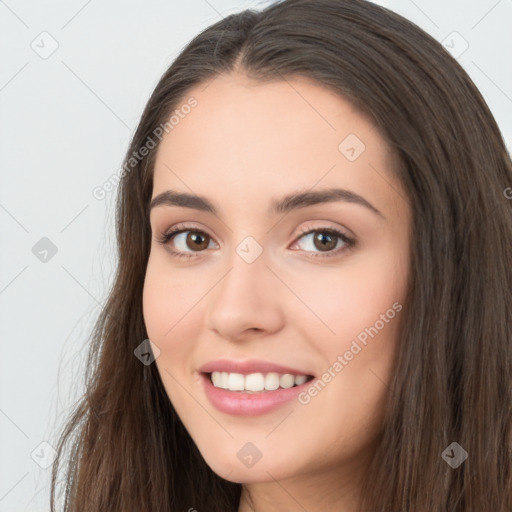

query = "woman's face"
143;72;410;488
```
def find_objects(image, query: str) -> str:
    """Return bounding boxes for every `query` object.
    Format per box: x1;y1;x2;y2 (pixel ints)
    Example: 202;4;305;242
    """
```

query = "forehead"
152;72;403;217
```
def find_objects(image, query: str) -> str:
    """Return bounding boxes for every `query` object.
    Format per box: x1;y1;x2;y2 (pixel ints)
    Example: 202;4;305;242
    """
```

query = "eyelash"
155;222;356;260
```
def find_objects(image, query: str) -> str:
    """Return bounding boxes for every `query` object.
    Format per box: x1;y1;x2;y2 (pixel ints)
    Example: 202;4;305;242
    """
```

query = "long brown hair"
50;1;512;510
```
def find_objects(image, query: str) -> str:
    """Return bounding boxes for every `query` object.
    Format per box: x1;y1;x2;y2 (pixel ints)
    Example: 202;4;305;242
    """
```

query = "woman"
50;0;512;510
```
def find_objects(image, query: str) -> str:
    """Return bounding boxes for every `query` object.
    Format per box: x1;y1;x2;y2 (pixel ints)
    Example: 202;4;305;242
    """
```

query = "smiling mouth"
204;371;315;393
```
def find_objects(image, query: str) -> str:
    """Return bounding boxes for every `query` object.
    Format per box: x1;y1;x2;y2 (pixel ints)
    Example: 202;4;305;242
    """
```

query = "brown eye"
184;231;210;251
292;226;356;259
157;224;355;261
161;229;213;253
155;224;219;260
312;231;338;252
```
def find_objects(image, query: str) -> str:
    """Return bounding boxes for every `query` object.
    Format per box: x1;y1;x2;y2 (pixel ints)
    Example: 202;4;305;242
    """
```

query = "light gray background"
1;0;511;510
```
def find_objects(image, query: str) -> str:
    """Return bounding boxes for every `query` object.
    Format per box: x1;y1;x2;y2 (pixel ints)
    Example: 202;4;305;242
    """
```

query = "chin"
199;447;294;484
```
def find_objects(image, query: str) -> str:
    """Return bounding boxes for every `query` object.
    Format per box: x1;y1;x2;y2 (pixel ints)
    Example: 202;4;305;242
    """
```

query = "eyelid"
292;221;355;242
157;221;216;242
156;222;218;249
156;220;356;259
157;220;352;240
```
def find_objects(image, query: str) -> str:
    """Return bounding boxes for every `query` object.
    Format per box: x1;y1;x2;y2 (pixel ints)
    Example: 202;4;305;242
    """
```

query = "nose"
204;249;285;342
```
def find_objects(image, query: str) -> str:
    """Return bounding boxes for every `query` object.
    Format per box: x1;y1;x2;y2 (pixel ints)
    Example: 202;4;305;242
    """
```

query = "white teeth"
210;371;310;392
211;371;221;387
227;372;245;391
294;375;308;386
279;374;295;389
264;372;280;391
245;373;265;392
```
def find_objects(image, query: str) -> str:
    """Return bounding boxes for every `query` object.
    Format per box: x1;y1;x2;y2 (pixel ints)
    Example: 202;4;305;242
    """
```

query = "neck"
237;459;368;512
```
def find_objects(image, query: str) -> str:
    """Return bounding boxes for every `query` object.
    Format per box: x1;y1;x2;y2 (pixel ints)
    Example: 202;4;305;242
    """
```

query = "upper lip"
199;358;314;376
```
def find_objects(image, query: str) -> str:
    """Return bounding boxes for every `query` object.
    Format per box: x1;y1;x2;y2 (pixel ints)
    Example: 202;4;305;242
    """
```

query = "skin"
142;72;411;512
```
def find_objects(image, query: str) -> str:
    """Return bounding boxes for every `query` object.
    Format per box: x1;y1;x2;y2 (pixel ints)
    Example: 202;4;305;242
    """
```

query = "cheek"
142;261;195;410
294;261;405;345
142;254;198;339
142;255;207;374
289;252;407;407
142;261;170;340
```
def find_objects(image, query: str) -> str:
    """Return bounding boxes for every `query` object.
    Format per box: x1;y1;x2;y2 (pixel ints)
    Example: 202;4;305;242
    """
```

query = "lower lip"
201;373;313;416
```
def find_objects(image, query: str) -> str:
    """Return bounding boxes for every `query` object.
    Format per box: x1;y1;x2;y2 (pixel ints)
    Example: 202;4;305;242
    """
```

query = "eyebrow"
149;188;385;219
